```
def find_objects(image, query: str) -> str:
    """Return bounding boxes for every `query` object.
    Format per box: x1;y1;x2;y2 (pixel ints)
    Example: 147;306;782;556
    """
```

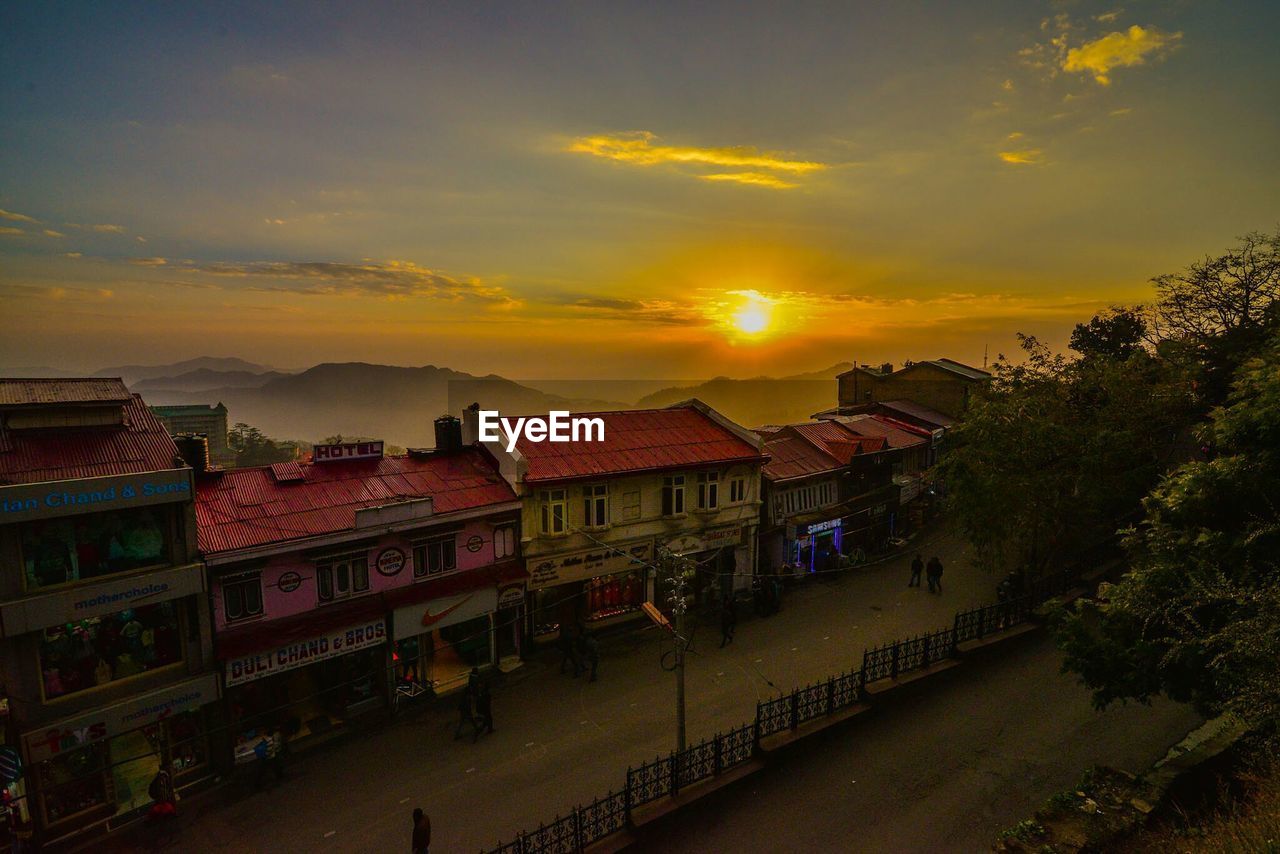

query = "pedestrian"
557;625;582;676
909;553;924;587
752;576;766;617
146;763;178;849
770;576;783;614
719;595;736;647
926;556;944;593
454;685;480;740
411;806;432;854
474;682;495;740
577;629;600;682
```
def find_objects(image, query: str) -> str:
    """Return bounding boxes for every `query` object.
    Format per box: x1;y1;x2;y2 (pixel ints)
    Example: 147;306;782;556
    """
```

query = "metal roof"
196;448;517;554
515;407;765;484
821;414;930;448
0;394;184;485
924;358;991;381
0;378;131;407
762;421;888;482
876;400;954;429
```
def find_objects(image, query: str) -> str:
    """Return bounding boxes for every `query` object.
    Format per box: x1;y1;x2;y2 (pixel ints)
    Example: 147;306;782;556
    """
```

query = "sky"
2;1;1278;379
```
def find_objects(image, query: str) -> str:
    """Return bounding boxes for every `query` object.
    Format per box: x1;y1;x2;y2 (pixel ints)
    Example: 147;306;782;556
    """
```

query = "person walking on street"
474;682;495;740
558;625;582;676
412;807;432;854
909;554;924;587
146;763;179;850
719;595;737;647
578;629;600;682
454;685;480;740
926;556;944;593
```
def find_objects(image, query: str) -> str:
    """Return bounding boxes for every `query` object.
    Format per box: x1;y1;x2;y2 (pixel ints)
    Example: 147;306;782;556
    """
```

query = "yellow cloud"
0;208;39;223
130;257;168;266
1001;79;1015;92
998;149;1044;165
1006;131;1025;141
0;226;24;236
566;131;826;175
1063;25;1181;85
699;172;798;190
43;229;66;238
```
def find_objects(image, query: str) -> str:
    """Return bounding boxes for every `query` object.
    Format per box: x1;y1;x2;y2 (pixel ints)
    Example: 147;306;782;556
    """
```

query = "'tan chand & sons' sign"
0;469;193;523
225;619;387;687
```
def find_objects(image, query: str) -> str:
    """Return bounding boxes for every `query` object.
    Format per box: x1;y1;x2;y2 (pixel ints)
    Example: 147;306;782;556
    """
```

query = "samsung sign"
0;469;193;524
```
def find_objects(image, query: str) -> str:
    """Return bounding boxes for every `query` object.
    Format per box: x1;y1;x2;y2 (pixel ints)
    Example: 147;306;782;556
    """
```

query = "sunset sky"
2;2;1277;379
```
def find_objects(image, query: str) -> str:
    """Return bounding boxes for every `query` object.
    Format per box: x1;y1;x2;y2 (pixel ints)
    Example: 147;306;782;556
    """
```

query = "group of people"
556;623;600;681
454;667;495;742
908;554;946;593
752;573;784;617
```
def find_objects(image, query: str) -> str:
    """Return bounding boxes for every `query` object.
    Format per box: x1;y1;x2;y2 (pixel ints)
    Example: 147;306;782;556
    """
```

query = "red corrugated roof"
196;448;517;555
877;400;954;428
762;434;842;481
823;414;930;448
514;406;764;483
762;421;888;481
0;393;183;485
0;378;131;407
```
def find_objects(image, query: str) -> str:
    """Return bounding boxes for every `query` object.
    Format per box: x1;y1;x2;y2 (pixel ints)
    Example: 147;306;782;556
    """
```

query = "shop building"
832;358;990;418
195;425;521;764
149;403;234;467
0;379;218;846
757;421;897;576
468;401;767;640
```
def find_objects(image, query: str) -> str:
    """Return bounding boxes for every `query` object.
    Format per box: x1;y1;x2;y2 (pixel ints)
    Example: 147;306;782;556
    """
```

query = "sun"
733;305;769;334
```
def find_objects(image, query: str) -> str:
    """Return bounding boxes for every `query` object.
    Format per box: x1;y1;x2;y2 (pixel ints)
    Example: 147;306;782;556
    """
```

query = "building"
149;403;234;467
0;379;217;846
756;421;896;576
815;412;937;532
194;419;522;767
834;359;990;418
469;401;768;641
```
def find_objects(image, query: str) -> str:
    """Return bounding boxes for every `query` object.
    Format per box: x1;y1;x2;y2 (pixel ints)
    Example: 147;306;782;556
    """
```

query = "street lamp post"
659;545;691;755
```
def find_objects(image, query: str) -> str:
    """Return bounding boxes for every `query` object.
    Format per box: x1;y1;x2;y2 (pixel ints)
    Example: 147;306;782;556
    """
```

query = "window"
222;572;263;623
662;475;685;516
539;489;567;535
583;483;608;528
21;506;169;591
40;602;183;700
413;537;457;578
494;525;516;560
316;553;370;602
696;472;719;510
729;477;746;503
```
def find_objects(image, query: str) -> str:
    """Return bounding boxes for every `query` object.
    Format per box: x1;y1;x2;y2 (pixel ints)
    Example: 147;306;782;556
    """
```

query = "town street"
634;634;1202;852
105;529;1189;852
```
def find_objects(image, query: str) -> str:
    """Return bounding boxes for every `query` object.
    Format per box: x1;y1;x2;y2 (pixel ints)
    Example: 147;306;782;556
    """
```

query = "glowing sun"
732;299;771;334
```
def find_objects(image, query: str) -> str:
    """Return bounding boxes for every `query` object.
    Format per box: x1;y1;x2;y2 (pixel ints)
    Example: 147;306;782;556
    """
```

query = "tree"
1069;307;1147;361
228;423;297;467
1057;334;1280;725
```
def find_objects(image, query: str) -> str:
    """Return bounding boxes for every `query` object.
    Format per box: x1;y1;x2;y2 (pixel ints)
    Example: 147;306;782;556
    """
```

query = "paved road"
634;634;1202;853
108;529;1150;853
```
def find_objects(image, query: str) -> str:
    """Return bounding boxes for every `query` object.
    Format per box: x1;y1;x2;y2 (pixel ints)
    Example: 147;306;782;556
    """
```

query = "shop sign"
667;527;740;556
225;619;387;687
393;588;498;640
23;672;220;763
529;540;653;590
375;547;406;576
896;474;922;504
497;585;524;609
276;571;302;593
807;519;842;534
0;468;192;524
313;441;384;463
0;562;205;638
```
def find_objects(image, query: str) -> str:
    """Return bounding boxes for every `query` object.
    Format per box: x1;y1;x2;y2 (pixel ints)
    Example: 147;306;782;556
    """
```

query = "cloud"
1063;25;1181;85
0;208;39;223
185;259;514;303
1095;10;1122;24
0;226;25;236
554;295;706;326
64;252;83;258
1001;79;1015;92
65;222;127;233
1109;107;1132;116
130;257;169;266
43;229;66;238
698;172;798;189
565;131;826;187
1006;131;1025;140
998;149;1045;165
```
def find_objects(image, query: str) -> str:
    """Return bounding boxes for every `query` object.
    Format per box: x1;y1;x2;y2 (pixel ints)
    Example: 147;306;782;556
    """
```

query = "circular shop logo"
277;571;302;593
376;547;407;576
466;535;484;553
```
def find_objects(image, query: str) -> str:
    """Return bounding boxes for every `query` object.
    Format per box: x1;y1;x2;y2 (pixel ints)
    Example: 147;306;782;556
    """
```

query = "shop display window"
585;569;645;620
36;743;107;826
39;602;183;700
438;616;493;669
21;507;168;591
108;728;160;816
166;711;208;774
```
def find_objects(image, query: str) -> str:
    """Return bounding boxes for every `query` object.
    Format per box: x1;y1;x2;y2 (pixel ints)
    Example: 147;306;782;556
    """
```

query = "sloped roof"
762;421;888;482
822;414;930;448
876;399;954;429
514;406;764;484
196;448;517;554
0;378;131;407
0;393;183;485
925;358;991;381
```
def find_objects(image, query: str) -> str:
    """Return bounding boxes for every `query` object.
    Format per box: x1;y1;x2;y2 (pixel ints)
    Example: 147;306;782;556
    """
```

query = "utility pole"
658;545;691;754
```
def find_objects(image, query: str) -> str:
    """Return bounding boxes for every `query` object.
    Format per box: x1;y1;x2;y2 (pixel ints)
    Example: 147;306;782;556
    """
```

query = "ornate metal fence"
756;694;792;738
625;754;673;808
579;791;627;847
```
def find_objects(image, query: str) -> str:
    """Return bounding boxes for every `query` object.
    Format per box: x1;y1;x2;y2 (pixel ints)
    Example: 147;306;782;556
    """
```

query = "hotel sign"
313;441;384;462
0;468;192;524
224;618;387;687
529;540;653;589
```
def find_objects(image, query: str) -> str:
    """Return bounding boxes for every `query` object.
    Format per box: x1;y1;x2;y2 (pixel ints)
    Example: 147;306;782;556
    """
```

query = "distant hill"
0;366;89;378
635;363;849;428
134;369;287;393
94;356;277;385
135;362;627;448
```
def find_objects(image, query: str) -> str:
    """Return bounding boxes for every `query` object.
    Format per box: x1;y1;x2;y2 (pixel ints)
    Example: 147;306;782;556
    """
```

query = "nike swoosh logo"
421;594;474;628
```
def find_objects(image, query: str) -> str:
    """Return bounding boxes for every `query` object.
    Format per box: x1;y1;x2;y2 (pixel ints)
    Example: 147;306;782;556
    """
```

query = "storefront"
20;673;219;836
667;527;745;607
527;540;654;639
221;616;388;762
391;589;497;694
787;518;844;574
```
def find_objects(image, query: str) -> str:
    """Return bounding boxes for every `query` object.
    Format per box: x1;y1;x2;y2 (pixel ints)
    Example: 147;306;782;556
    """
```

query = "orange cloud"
699;172;798;189
566;131;826;187
998;149;1044;165
1063;25;1181;85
